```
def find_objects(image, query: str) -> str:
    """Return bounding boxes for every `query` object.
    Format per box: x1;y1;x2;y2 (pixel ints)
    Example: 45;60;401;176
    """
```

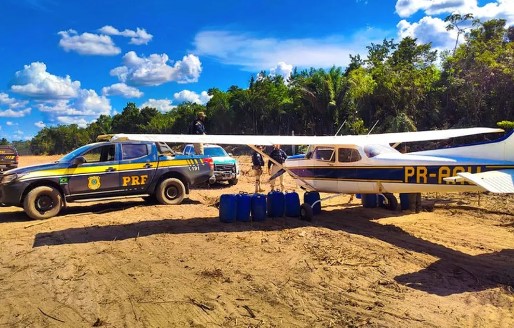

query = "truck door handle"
144;163;153;168
106;167;116;172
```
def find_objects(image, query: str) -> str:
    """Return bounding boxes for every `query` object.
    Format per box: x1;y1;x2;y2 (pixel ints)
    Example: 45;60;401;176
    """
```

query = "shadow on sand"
30;203;514;296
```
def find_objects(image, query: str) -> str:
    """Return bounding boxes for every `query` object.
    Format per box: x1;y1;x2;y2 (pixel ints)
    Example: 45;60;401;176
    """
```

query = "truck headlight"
1;173;19;184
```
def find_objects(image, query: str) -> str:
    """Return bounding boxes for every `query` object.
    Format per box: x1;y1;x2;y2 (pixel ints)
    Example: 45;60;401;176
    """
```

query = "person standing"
268;144;287;191
252;145;266;193
190;111;206;154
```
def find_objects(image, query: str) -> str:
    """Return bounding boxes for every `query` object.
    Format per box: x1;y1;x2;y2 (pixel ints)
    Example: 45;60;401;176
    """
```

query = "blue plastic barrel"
251;193;267;221
361;194;378;208
219;194;237;223
304;191;321;215
236;192;251;222
267;190;285;217
399;193;410;211
285;191;301;217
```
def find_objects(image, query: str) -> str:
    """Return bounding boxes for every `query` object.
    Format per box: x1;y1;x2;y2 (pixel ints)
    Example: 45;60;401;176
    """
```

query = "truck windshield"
204;147;227;157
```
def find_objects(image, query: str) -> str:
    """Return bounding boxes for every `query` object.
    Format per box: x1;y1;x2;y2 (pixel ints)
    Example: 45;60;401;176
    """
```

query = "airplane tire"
300;203;314;221
155;178;186;205
23;186;63;220
381;193;398;211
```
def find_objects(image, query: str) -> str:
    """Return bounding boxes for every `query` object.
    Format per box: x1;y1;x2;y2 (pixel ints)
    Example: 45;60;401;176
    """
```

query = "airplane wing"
444;169;514;193
111;127;503;146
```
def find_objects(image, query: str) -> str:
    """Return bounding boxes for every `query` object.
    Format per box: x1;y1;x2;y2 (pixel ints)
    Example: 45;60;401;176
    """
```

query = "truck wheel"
23;186;63;220
155;178;186;205
228;178;238;186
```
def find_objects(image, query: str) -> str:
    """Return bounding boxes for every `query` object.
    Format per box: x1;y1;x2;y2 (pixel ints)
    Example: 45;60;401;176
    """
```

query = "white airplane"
111;127;514;219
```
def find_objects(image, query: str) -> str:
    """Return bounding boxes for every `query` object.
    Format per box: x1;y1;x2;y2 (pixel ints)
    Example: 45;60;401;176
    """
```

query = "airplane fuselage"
284;132;514;194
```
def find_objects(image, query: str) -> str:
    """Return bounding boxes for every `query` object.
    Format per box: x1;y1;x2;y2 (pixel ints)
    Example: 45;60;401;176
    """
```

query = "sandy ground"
0;155;513;327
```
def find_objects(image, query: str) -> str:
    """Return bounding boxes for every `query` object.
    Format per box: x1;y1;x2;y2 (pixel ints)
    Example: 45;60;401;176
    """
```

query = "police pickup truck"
0;140;213;219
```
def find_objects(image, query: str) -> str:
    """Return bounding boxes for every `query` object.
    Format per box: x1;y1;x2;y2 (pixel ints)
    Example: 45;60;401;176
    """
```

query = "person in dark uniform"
268;144;287;191
191;111;206;154
252;145;266;193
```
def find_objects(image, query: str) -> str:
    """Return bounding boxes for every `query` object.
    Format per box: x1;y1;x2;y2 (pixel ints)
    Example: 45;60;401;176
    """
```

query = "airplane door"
118;143;157;194
310;146;339;192
67;144;119;197
336;147;361;194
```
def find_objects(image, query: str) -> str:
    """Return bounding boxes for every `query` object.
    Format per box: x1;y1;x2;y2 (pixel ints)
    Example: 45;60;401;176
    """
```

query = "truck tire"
155;178;186;205
23;186;63;220
228;177;238;186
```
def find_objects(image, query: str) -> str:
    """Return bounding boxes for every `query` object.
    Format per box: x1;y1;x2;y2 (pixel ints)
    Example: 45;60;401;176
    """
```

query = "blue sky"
0;0;513;141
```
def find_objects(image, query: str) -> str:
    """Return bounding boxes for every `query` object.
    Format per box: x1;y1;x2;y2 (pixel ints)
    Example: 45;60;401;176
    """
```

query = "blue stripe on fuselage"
288;164;514;184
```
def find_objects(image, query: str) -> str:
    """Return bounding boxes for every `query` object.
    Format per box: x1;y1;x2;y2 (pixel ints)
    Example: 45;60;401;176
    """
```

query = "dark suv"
0;145;18;171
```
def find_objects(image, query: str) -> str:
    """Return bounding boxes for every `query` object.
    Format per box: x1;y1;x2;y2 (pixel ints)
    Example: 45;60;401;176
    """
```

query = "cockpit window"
363;144;400;158
312;147;335;162
338;148;361;162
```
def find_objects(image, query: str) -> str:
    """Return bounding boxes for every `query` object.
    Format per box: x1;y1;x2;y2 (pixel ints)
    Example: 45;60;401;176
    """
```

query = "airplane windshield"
363;144;399;158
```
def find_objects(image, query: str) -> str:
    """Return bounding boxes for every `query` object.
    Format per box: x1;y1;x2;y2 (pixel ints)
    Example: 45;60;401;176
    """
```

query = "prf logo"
88;176;101;190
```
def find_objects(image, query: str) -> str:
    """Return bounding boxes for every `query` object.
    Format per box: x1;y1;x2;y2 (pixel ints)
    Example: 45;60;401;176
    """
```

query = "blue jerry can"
267;190;285;217
236;192;251;222
284;191;301;217
251;193;267;221
219;194;237;223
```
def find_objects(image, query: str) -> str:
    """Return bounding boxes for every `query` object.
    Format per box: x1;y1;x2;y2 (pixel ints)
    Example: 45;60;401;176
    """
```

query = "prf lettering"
404;166;482;184
122;175;148;186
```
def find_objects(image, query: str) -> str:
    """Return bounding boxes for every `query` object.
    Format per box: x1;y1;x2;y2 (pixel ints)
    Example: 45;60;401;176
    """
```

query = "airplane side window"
313;147;335;162
338;148;361;162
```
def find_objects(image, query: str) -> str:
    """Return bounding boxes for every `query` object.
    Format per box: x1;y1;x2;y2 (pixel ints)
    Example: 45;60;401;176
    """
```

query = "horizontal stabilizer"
444;169;514;193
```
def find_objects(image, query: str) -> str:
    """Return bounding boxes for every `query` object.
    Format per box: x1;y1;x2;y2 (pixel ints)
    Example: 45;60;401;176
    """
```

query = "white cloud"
37;89;111;117
0;107;31;118
140;99;176;112
10;62;81;99
102;83;143;98
395;0;514;23
395;1;514;53
173;90;212;105
0;92;29;108
193;29;386;71
98;25;153;45
110;51;202;86
35;121;46;128
58;29;121;55
397;17;457;49
270;62;293;81
6;121;15;126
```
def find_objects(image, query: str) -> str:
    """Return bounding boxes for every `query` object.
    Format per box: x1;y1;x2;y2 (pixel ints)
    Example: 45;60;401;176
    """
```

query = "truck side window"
83;145;114;163
122;144;149;160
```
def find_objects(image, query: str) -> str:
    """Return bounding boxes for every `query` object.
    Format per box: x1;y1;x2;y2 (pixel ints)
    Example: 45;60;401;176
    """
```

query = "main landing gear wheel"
300;203;313;221
155;178;186;205
381;193;398;211
23;186;63;220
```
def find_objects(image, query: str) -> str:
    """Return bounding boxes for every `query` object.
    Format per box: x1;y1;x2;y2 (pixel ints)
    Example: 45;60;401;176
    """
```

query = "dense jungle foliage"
14;17;514;155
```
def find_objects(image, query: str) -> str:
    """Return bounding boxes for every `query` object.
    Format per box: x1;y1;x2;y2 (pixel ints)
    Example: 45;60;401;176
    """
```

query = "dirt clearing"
1;155;513;327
